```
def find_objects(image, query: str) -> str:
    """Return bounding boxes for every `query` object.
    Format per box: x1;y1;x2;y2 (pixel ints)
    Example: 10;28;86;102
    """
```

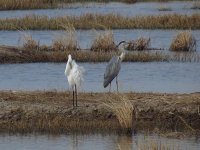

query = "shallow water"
0;29;200;51
0;2;198;19
0;133;199;150
0;62;200;93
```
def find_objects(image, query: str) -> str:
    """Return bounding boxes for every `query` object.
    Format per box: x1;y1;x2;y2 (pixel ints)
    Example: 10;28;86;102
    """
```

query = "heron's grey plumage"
103;40;126;91
104;56;121;88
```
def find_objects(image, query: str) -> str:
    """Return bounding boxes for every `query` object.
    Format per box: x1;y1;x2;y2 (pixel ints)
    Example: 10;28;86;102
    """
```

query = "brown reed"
21;33;40;50
52;25;80;51
0;0;57;10
170;31;196;52
104;94;134;132
191;1;200;9
158;6;172;11
90;30;117;52
0;13;199;30
126;37;151;51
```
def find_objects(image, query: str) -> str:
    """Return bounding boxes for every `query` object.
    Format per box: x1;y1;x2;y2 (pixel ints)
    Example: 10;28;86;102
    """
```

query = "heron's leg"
109;83;111;92
75;84;78;107
116;76;119;92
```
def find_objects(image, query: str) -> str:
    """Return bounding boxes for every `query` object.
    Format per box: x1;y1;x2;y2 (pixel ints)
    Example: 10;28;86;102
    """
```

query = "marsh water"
0;29;200;51
0;133;200;150
0;1;198;19
0;62;199;93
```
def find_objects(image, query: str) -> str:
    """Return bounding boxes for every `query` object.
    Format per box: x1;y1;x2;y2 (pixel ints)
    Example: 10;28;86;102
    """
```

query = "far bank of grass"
0;0;196;10
1;14;200;30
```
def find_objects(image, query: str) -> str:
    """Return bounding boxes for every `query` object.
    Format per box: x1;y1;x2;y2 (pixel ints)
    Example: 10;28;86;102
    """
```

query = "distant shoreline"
0;0;196;10
0;14;200;30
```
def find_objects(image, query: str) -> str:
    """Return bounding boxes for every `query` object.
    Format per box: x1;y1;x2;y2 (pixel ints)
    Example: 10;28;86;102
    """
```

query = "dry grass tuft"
104;94;134;132
158;6;172;11
122;0;137;3
126;37;151;51
52;25;79;51
90;30;117;52
191;1;200;9
21;33;39;50
170;31;196;52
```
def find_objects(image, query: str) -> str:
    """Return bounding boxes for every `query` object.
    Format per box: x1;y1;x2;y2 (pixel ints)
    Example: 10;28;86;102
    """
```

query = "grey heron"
65;54;84;107
104;41;127;92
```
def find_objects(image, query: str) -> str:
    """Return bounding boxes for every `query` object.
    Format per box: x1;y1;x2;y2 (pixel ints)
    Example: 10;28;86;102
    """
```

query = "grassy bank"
0;91;199;135
1;13;200;30
1;45;200;63
0;0;195;10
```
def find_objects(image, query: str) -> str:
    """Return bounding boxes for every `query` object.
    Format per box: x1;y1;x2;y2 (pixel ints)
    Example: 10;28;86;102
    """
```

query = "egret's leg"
116;76;119;92
75;84;78;107
73;89;75;107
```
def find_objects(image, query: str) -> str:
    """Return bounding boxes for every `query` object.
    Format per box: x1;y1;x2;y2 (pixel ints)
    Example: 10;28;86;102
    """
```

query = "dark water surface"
0;62;200;93
0;133;200;150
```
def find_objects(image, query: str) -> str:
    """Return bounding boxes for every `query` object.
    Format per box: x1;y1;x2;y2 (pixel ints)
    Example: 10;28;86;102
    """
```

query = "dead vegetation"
191;1;200;9
90;30;117;52
158;5;172;11
0;0;193;10
170;31;196;52
0;14;200;30
0;0;56;10
125;37;151;51
104;94;134;133
21;33;39;50
52;25;80;51
1;45;200;64
0;91;200;134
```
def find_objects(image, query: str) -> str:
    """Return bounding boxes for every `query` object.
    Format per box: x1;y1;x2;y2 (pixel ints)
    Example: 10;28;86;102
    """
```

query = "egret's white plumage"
65;54;84;106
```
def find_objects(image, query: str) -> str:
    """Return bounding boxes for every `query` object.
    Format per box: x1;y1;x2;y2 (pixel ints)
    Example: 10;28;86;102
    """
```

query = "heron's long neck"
119;52;125;61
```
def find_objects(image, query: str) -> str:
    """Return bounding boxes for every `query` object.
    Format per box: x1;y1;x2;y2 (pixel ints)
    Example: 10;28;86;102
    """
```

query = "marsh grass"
0;0;56;10
1;47;200;64
126;37;151;51
21;33;39;50
52;25;79;51
158;6;172;11
170;31;196;52
0;115;120;134
104;94;134;132
90;30;117;52
0;0;194;10
1;13;200;30
191;1;200;9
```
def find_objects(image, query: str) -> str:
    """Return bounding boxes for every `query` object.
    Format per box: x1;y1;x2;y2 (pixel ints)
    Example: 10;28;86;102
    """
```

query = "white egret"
65;54;84;107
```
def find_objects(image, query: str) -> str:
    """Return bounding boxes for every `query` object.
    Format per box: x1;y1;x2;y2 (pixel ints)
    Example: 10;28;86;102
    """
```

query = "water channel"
0;62;199;93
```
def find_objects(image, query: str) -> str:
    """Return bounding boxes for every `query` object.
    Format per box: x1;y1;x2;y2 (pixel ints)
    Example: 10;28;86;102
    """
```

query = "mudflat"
0;91;199;135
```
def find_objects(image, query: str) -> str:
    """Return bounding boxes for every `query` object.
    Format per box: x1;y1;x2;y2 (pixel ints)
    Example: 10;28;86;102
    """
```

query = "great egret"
65;54;84;107
104;41;127;92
